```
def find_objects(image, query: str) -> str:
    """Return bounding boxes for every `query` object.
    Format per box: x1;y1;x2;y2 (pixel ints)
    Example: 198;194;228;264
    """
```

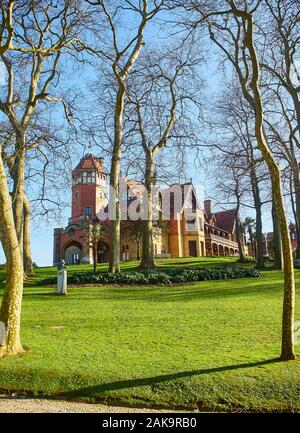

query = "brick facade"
53;154;245;265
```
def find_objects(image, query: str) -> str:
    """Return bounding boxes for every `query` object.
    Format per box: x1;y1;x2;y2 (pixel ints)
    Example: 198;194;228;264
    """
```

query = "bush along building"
53;154;247;265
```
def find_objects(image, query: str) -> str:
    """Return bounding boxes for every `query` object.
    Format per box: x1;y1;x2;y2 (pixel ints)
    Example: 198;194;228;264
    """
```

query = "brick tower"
71;154;107;222
53;154;108;266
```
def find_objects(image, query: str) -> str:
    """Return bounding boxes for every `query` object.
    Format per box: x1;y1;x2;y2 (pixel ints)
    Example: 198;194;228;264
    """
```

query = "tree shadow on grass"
22;277;284;303
57;358;280;399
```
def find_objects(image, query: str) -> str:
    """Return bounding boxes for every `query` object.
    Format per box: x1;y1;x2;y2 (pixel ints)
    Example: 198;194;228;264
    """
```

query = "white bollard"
57;269;67;295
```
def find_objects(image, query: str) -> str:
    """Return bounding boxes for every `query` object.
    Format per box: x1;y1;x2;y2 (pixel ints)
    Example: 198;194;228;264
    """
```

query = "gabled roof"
213;209;237;233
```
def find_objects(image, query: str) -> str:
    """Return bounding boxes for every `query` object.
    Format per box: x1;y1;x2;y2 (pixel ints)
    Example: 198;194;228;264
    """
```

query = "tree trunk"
272;196;283;271
242;13;295;360
212;6;295;360
292;162;300;259
250;169;264;268
109;83;125;273
0;150;24;358
93;245;97;273
11;133;26;248
23;194;34;276
236;216;246;263
140;151;156;269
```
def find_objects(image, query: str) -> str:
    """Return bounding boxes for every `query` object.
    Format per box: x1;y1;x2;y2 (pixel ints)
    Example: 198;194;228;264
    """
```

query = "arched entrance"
212;243;218;256
64;240;82;265
98;241;110;263
224;246;229;256
230;248;234;256
218;245;224;256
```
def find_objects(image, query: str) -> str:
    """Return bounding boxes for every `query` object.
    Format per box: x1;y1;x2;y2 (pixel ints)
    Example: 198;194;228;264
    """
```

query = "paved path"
0;395;168;413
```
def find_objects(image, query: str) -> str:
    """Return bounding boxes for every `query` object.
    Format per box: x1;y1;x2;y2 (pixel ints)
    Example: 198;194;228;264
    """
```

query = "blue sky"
0;7;280;267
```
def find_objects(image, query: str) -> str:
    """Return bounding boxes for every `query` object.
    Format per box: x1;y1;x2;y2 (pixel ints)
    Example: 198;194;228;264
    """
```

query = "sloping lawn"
0;257;299;412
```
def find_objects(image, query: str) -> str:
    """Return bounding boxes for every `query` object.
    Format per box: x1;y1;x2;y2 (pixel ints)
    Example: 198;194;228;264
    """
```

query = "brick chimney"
204;199;212;217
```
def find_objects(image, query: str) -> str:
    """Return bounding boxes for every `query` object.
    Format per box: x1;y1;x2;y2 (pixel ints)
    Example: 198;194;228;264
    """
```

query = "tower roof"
72;154;106;176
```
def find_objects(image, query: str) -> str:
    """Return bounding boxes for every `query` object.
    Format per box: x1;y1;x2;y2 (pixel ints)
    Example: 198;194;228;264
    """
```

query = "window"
75;191;79;199
186;218;196;230
72;253;80;264
84;206;92;215
82;171;88;182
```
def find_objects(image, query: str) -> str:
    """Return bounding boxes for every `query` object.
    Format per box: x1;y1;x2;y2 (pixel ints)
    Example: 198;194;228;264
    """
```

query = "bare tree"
85;0;169;273
173;0;295;360
212;84;268;268
0;0;23;357
0;0;85;358
126;45;201;268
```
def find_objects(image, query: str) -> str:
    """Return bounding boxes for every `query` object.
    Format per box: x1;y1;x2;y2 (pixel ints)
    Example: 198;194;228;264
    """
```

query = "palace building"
53;154;246;265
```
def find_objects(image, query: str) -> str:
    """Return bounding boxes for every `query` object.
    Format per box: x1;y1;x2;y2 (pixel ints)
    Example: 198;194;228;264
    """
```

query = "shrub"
237;257;256;264
0;263;7;270
264;256;274;263
70;266;261;286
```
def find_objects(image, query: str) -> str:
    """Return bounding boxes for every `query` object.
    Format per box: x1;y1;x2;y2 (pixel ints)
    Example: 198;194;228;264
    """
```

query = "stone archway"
64;240;83;265
224;246;229;256
218;244;224;256
212;243;218;256
230;248;234;256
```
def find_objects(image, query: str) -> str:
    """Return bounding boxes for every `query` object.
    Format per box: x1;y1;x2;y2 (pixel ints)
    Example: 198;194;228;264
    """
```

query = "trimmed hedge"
70;266;261;286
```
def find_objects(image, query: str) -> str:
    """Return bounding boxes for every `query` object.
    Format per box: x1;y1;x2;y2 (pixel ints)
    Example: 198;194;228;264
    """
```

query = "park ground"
0;257;299;412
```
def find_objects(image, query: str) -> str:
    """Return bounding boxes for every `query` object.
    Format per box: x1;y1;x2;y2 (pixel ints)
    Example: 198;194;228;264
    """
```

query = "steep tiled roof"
213;209;237;233
72;154;106;174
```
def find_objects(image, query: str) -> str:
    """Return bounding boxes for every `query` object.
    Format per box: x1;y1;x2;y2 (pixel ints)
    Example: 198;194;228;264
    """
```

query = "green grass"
0;257;299;412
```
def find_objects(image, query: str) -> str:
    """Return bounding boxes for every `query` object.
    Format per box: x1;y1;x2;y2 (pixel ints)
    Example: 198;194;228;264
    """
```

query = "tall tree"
211;0;295;360
86;0;168;273
127;46;200;268
0;0;85;358
213;85;267;268
176;0;296;359
0;0;22;357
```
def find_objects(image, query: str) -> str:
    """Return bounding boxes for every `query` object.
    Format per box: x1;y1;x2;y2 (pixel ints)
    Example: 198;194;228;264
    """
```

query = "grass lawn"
0;257;299;412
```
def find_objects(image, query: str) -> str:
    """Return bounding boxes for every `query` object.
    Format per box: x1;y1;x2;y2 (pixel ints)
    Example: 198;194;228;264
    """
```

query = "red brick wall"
59;229;84;253
72;184;98;218
169;217;178;235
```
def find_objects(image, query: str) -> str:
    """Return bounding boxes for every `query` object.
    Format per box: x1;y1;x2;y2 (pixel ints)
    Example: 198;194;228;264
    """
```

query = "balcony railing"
206;233;238;248
68;214;95;225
